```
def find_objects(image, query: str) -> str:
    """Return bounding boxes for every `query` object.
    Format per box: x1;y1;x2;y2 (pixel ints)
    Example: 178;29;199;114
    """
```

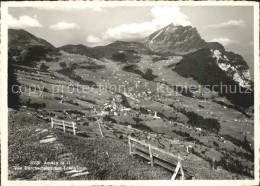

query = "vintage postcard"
1;1;259;186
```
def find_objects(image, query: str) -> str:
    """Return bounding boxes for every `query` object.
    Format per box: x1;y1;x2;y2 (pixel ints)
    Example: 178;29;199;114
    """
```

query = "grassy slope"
8;108;171;180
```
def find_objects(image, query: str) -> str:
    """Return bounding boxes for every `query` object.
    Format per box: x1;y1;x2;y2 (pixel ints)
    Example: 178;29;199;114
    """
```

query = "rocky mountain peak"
143;23;206;55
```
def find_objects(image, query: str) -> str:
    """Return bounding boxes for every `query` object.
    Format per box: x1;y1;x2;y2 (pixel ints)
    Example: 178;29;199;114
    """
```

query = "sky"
8;6;254;77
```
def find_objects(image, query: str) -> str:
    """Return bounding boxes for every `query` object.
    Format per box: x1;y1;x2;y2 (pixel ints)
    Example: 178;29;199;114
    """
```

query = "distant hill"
8;29;59;66
103;40;151;53
59;44;93;56
59;40;155;60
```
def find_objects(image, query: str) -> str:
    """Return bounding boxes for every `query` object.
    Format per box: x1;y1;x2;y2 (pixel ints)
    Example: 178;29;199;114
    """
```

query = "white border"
1;1;259;186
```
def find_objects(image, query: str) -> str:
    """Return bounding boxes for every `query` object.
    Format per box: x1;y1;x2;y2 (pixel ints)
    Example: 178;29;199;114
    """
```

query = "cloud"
151;6;191;27
8;14;42;28
205;19;245;29
210;38;239;46
88;6;191;46
102;22;159;41
49;22;79;30
86;35;105;46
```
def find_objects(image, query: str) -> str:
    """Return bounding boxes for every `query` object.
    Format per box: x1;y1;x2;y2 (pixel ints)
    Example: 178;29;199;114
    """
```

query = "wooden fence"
51;118;77;135
128;136;194;180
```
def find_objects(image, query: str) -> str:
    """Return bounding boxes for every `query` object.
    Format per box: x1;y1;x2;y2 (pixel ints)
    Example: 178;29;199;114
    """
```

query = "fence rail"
51;118;77;135
128;136;194;180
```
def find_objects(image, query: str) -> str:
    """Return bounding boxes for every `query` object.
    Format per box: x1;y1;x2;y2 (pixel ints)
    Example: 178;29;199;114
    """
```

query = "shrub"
180;110;221;133
172;130;190;138
133;117;142;124
111;53;126;62
213;141;219;147
59;62;67;68
40;63;49;72
140;107;149;114
142;69;158;81
133;123;153;132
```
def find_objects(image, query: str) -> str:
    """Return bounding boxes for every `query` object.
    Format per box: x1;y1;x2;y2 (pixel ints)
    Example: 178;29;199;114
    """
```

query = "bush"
152;56;167;63
121;96;131;108
173;130;190;138
133;123;153;132
180;110;221;133
111;53;126;62
59;62;67;68
122;65;157;81
142;69;158;81
133;117;142;124
213;141;219;147
40;63;49;72
140;107;149;114
103;116;117;123
25;99;46;110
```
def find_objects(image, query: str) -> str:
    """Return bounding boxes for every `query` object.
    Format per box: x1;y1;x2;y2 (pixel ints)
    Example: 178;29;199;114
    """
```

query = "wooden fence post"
51;118;53;128
212;158;215;170
149;144;154;167
98;119;104;137
171;155;185;180
72;122;76;135
128;137;132;155
63;120;65;133
178;155;185;180
171;161;180;180
179;161;185;180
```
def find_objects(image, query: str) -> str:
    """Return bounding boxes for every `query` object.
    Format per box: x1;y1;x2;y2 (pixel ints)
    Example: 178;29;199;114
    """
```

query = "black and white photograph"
1;1;259;185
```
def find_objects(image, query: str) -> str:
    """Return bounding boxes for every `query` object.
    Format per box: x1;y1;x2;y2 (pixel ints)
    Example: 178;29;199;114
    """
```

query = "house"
195;127;202;131
121;108;131;112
